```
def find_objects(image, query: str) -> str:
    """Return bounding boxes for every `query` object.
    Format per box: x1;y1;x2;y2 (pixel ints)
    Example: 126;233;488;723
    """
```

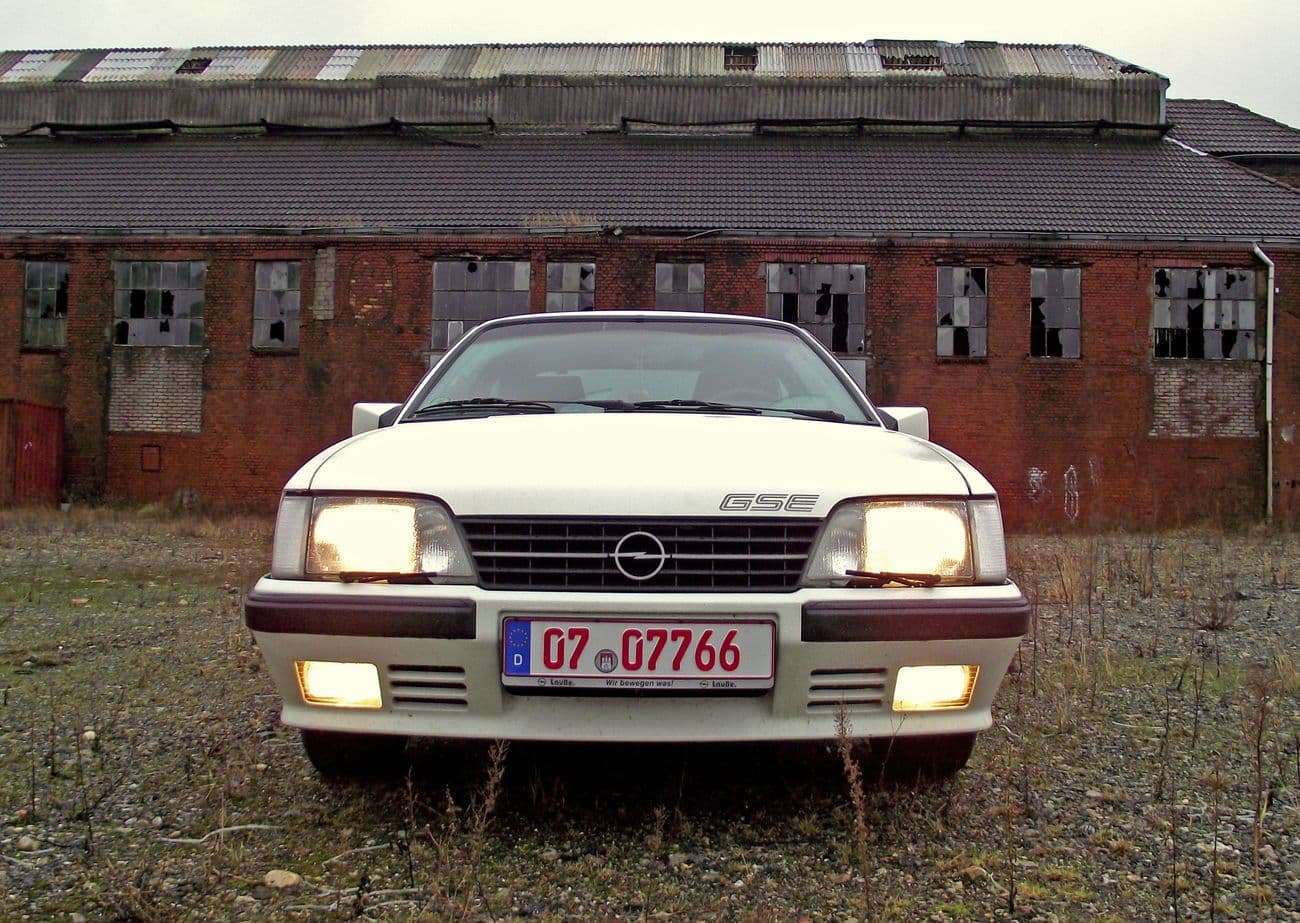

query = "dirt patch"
0;509;1296;920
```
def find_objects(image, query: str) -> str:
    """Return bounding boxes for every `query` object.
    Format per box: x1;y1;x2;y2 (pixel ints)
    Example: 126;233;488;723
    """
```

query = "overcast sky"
3;0;1297;129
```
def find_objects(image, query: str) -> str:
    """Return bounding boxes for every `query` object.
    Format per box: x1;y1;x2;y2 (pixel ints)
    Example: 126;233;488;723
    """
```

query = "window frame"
545;261;596;312
20;260;69;351
1152;267;1257;361
111;260;207;348
654;262;705;311
252;260;302;352
1029;267;1082;359
764;262;867;356
431;258;532;350
936;266;988;359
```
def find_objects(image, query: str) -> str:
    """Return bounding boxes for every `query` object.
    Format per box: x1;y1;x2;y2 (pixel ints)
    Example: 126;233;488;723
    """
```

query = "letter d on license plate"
502;618;775;691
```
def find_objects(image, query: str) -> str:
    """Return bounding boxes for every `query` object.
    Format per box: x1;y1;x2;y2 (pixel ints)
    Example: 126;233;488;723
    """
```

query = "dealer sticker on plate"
502;618;775;690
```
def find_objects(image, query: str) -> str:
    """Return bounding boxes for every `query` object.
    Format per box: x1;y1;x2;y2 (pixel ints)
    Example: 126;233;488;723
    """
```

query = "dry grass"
0;508;1296;920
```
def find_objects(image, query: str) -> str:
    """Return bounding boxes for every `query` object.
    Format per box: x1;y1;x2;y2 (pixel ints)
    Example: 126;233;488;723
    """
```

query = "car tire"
300;729;409;778
875;732;976;784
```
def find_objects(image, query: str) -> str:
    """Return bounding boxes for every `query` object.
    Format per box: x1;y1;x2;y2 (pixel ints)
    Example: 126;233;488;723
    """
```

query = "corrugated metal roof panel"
1062;45;1105;77
755;45;784;75
466;45;507;79
0;75;1169;132
82;49;177;82
661;44;723;77
938;44;977;76
782;44;849;78
346;48;393;80
260;47;334;80
964;43;1009;78
1029;46;1073;77
0;51;29;80
317;48;364;80
1000;45;1040;76
624;45;664;77
0;50;82;82
55;49;107;82
846;43;883;76
226;48;276;79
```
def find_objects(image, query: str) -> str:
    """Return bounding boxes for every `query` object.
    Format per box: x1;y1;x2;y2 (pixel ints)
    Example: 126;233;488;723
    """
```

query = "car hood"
295;412;987;517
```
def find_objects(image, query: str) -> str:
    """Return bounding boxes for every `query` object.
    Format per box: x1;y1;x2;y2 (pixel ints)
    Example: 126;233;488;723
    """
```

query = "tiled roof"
1;132;1298;240
1167;99;1300;156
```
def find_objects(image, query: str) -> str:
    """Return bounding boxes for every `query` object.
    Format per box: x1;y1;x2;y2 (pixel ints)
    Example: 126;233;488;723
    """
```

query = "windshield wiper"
629;399;763;415
845;569;943;588
768;407;846;423
407;398;557;418
339;571;439;584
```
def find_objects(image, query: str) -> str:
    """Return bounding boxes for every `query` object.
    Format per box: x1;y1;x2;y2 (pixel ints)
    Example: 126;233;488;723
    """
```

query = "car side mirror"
352;402;402;435
878;406;930;441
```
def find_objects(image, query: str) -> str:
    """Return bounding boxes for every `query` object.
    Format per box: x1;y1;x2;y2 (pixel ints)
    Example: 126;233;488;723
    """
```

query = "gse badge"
719;493;819;513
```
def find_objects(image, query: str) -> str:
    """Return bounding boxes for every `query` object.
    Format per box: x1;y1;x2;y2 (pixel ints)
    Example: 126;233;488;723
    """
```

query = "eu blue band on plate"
503;620;531;675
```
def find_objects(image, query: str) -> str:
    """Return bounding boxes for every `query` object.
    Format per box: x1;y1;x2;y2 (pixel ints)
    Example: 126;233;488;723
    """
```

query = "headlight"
271;495;474;582
802;498;1007;587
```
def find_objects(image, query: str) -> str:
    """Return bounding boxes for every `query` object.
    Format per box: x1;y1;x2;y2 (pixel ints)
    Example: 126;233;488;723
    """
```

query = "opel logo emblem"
612;531;668;581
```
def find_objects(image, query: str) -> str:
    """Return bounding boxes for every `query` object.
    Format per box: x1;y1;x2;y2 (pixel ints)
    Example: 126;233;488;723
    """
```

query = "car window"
409;319;871;423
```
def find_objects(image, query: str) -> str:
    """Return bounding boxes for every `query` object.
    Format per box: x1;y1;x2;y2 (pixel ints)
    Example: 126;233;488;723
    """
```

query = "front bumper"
245;578;1028;743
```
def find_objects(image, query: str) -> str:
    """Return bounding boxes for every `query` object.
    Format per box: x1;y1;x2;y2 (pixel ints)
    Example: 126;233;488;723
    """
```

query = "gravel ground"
0;508;1297;921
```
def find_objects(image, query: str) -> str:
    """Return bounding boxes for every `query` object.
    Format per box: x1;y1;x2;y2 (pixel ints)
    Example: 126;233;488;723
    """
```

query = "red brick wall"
3;234;1297;527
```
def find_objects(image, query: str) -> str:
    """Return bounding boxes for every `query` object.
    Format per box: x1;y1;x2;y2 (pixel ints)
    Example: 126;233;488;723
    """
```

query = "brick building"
1;41;1298;527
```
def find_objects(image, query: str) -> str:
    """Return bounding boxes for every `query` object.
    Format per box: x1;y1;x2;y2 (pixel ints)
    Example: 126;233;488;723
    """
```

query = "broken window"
21;261;68;349
545;262;596;311
432;259;530;349
655;263;705;310
1152;268;1257;360
1029;267;1081;359
880;53;942;70
764;263;866;355
176;57;212;75
936;266;987;357
112;261;206;347
253;261;301;350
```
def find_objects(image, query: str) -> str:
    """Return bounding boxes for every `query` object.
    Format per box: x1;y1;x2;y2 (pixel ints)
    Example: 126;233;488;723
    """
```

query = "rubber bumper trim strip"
802;594;1030;642
245;588;475;639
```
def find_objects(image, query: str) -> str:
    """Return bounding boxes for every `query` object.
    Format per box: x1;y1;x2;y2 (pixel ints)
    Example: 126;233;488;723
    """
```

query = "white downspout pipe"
1253;245;1275;521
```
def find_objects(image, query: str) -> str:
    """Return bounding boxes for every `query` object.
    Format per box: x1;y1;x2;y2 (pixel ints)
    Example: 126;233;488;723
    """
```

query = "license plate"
502;618;775;690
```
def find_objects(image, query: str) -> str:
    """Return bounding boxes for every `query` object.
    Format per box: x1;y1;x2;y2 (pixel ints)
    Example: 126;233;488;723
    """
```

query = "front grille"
460;517;820;592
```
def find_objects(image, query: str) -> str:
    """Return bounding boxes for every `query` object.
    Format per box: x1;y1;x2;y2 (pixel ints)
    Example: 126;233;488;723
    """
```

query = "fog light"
893;665;978;712
295;661;382;709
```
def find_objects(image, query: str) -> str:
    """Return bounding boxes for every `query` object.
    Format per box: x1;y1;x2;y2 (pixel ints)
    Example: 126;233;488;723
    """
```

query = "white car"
245;312;1027;779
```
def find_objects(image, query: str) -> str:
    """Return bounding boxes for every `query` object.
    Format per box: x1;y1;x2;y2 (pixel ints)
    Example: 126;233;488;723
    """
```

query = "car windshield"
405;318;874;424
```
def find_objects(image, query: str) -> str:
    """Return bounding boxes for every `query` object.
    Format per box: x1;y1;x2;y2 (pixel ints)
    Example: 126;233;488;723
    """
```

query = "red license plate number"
502;618;774;690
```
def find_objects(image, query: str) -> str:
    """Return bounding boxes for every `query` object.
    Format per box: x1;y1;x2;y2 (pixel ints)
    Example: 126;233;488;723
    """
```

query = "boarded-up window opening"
545;262;596;312
1153;268;1257;360
112;260;206;347
432;259;531;350
936;266;988;357
21;261;68;349
253;261;301;350
724;46;758;71
1029;267;1081;359
654;263;704;310
764;263;866;355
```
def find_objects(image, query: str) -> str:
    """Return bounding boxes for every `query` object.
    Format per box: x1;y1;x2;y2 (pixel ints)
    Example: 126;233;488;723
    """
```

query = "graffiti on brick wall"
1028;458;1100;521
